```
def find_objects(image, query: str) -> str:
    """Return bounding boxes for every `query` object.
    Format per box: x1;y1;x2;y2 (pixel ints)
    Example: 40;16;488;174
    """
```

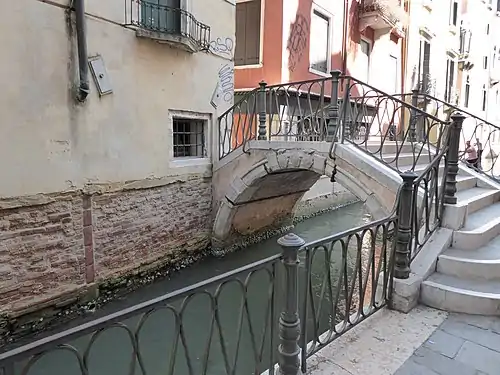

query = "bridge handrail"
0;253;281;375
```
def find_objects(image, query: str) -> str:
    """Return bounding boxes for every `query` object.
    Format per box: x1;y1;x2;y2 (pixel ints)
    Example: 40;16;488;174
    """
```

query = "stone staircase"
365;140;500;315
421;179;500;314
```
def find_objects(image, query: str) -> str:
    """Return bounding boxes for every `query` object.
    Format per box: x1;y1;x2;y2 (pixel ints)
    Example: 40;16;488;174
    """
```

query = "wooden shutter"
235;0;261;66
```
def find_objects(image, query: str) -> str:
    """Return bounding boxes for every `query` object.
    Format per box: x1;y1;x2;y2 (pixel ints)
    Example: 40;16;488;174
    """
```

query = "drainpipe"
75;0;90;102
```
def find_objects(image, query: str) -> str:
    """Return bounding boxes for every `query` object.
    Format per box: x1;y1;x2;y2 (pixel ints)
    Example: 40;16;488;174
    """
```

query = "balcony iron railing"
125;0;211;51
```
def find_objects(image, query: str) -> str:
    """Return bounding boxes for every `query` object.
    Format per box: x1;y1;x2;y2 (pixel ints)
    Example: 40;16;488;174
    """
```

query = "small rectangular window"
464;83;470;108
482;89;487;111
309;10;330;74
450;0;458;26
173;118;206;158
484;56;488;69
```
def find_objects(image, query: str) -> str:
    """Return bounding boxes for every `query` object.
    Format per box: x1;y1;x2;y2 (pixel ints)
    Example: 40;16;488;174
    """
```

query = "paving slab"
395;312;500;375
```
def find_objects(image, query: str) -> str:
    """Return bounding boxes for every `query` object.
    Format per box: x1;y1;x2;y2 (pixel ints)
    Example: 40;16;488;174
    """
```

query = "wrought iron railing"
338;76;449;174
299;211;397;370
124;0;211;50
218;78;335;159
414;93;500;184
0;255;281;375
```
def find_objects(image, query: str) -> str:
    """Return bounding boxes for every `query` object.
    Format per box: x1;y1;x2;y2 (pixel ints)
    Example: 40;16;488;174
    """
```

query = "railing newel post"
444;112;466;204
277;233;305;375
394;171;417;280
327;70;342;143
257;81;268;140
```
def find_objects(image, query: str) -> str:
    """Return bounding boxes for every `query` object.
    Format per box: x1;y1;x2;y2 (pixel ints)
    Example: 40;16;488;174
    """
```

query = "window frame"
449;0;459;26
389;54;399;93
234;0;265;69
308;4;333;77
358;37;372;84
482;85;487;112
169;110;211;168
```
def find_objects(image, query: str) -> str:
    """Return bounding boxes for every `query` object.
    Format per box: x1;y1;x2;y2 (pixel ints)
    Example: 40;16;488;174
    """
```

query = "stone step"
437;236;500;281
452;175;478;192
365;141;415;155
421;273;500;315
452;202;500;250
455;187;500;214
382;152;432;170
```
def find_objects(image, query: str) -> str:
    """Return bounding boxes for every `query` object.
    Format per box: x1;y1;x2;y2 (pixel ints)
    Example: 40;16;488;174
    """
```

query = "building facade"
457;0;500;144
234;0;407;92
0;0;235;317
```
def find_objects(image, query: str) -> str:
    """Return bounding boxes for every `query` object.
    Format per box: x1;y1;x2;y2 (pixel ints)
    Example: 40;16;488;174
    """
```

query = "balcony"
358;0;408;37
125;0;211;53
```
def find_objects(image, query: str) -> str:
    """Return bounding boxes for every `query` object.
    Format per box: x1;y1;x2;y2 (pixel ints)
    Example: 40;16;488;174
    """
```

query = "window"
419;40;432;93
357;39;371;83
389;55;398;93
141;0;181;32
464;77;470;108
172;118;206;158
309;10;331;74
444;59;455;102
482;85;487;111
487;24;490;35
450;0;458;26
235;0;261;66
484;56;488;69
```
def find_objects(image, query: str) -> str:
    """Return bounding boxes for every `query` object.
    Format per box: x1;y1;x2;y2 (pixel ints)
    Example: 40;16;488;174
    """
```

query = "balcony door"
141;0;181;33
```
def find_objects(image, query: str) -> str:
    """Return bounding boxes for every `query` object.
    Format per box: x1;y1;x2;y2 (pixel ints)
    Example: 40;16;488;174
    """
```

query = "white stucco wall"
0;0;235;198
404;0;461;97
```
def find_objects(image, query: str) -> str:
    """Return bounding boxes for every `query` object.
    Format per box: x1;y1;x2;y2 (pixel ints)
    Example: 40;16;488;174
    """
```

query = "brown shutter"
245;0;261;65
235;3;247;66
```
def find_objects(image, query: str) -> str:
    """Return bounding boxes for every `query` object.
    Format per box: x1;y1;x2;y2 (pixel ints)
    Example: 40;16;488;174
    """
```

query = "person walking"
464;141;479;168
475;138;483;169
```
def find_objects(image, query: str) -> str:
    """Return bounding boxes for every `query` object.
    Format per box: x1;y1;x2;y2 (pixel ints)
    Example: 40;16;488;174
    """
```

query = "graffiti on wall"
211;63;234;110
287;15;309;72
209;37;234;59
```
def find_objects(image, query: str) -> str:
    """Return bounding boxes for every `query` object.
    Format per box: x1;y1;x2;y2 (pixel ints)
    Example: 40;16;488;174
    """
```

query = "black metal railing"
414;93;500;184
338;76;449;174
125;0;211;50
299;210;397;371
218;78;336;159
0;255;281;375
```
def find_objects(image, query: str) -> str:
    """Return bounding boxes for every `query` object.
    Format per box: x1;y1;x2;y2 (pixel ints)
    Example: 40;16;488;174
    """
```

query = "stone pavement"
395;313;500;375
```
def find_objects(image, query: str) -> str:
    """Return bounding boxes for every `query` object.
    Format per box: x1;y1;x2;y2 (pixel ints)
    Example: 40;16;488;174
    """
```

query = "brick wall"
92;177;212;280
0;176;212;316
0;194;85;315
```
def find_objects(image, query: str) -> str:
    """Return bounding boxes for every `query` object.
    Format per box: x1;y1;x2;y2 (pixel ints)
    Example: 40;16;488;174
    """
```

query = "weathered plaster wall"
0;0;234;317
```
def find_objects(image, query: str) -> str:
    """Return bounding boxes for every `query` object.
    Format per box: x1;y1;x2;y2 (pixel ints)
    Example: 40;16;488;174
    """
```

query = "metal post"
277;233;305;375
394;172;417;279
327;70;341;143
257;81;267;140
340;76;351;143
444;112;465;204
409;89;419;142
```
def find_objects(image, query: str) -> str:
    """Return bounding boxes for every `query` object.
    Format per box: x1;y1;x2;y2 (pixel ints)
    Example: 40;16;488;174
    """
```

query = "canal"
7;201;376;375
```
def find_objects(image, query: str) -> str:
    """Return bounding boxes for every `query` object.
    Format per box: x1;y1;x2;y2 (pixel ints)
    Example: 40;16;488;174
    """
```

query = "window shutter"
235;3;247;65
244;0;261;65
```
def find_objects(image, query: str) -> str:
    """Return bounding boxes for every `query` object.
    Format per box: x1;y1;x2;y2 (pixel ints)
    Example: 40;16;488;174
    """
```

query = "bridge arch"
212;148;389;250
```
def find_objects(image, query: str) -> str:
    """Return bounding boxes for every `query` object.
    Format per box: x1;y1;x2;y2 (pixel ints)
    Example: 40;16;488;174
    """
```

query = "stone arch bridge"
211;140;403;250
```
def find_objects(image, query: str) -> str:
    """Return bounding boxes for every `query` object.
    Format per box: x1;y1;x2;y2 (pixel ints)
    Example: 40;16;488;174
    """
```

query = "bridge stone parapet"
211;140;403;251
